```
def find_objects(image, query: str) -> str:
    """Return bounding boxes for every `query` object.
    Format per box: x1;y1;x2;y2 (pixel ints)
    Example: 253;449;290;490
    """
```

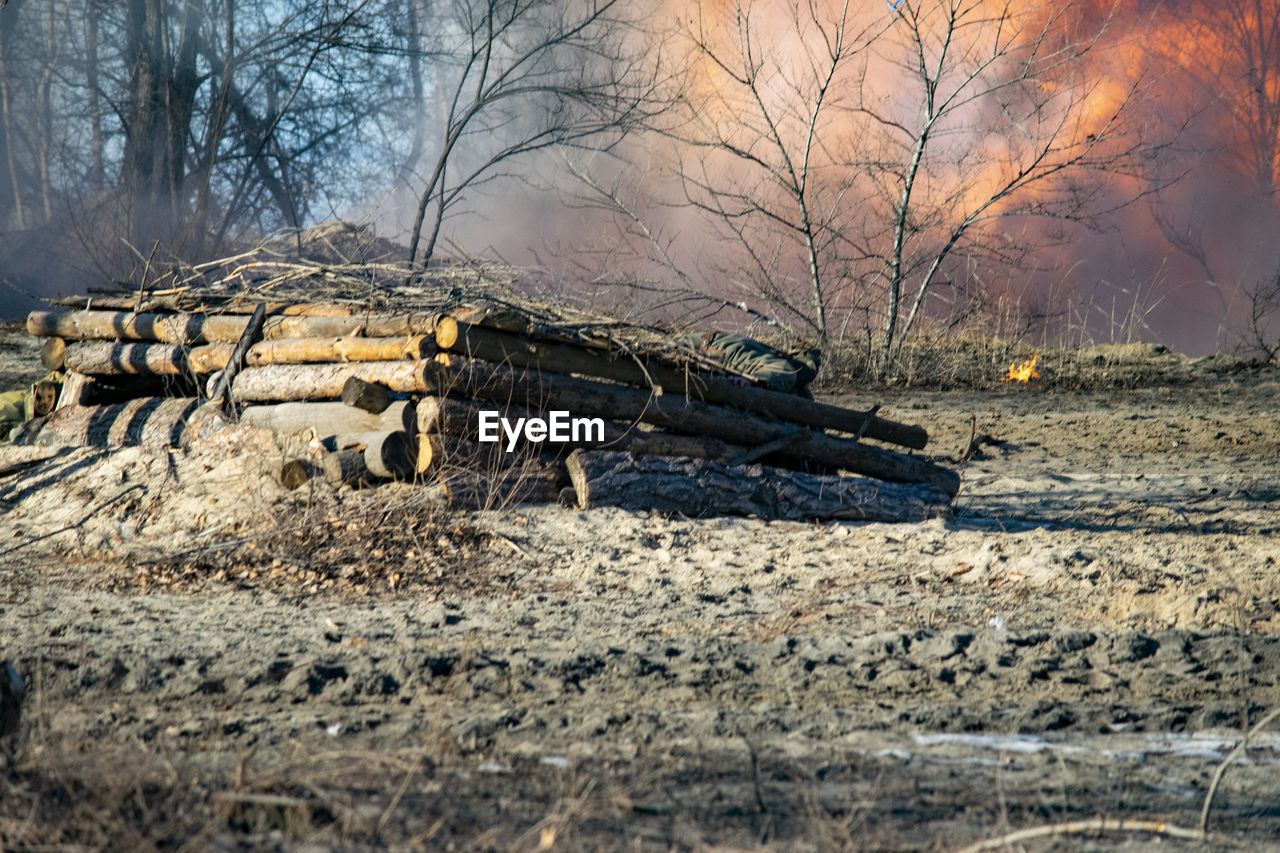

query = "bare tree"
1181;0;1280;199
1143;1;1280;354
571;0;1154;373
869;0;1154;371
404;0;659;267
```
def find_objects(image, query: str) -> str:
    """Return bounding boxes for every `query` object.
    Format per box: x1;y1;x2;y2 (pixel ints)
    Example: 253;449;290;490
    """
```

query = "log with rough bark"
19;397;199;449
424;465;562;508
65;342;190;375
322;450;373;487
238;400;416;437
416;395;753;463
216;361;430;402
63;336;435;376
439;322;927;449
567;450;951;522
341;376;391;413
417;433;526;473
27;309;444;345
424;359;961;497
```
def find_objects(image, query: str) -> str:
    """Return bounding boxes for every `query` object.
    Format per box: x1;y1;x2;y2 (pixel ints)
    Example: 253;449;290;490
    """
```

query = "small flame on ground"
1000;354;1040;383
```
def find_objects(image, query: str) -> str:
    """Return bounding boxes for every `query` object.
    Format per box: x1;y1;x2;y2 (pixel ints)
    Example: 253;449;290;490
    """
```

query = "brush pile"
9;225;959;523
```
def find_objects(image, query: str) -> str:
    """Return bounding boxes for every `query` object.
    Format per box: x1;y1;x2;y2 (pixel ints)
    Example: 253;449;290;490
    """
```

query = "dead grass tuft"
1;737;217;850
817;332;1232;392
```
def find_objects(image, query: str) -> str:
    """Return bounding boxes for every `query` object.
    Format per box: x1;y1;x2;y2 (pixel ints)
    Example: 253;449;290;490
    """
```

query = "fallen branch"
953;817;1242;853
1200;705;1280;835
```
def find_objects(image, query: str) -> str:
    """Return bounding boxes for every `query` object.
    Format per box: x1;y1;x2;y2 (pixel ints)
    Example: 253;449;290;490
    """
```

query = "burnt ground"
1;330;1280;850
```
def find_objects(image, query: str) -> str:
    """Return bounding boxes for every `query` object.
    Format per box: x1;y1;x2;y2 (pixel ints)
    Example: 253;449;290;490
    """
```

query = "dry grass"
816;332;1240;392
1;735;217;850
125;484;500;599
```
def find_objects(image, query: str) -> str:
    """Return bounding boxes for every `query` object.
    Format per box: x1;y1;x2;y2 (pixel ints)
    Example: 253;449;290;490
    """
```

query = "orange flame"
999;354;1040;382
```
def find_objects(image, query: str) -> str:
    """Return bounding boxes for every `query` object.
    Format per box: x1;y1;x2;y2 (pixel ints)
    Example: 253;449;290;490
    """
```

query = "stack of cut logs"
19;300;960;522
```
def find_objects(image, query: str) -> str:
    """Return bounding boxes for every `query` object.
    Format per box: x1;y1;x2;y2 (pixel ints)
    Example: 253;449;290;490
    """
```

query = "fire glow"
1000;355;1040;383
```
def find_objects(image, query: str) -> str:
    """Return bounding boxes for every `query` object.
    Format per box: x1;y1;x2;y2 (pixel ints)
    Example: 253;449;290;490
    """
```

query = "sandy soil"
2;332;1280;850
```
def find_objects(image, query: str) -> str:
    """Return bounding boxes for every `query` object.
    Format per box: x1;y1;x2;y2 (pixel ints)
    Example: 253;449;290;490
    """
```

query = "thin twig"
1200;705;1280;835
953;816;1242;853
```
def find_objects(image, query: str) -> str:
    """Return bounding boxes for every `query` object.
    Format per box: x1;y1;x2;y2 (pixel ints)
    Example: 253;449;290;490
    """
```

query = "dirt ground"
2;323;1280;850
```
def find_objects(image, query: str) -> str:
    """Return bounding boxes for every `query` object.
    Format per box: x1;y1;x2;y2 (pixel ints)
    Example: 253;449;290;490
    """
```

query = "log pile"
16;293;960;522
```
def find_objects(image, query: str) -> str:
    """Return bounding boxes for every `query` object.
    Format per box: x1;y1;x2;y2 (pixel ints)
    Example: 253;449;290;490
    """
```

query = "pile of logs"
17;300;960;522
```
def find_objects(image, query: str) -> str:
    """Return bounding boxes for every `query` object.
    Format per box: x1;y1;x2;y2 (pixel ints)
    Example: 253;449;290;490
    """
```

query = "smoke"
394;0;1280;355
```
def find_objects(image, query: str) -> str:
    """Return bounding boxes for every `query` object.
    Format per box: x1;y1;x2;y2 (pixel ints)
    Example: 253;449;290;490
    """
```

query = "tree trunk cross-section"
567;450;952;522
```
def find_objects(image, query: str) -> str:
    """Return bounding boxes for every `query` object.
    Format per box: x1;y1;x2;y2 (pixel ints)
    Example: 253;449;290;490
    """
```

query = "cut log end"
40;337;67;371
435;316;459;350
280;459;312;490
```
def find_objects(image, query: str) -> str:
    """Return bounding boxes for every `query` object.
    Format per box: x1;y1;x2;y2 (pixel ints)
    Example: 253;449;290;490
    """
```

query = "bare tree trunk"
37;0;58;222
0;2;24;228
86;0;105;191
122;0;204;246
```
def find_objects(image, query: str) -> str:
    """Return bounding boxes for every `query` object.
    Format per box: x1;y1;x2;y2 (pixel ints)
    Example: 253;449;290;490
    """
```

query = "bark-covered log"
238;400;416;437
567;450;951;522
217;361;430;402
65;341;190;375
424;359;961;497
322;449;372;487
27;310;444;345
22;397;198;449
417;433;521;472
65;336;435;376
440;321;927;449
341;376;391;413
425;465;562;508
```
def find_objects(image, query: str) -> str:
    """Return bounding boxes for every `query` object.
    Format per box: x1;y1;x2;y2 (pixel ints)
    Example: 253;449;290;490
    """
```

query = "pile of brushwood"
10;233;958;523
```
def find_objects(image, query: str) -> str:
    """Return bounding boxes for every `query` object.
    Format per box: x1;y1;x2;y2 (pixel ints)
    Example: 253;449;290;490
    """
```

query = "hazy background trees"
0;0;424;307
565;0;1158;372
2;0;1279;365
